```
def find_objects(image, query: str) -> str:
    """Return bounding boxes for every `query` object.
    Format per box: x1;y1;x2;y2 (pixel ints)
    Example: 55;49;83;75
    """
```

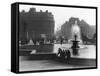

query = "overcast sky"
19;5;96;31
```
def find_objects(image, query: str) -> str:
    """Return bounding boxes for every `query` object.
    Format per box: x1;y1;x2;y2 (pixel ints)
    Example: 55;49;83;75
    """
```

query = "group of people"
57;48;71;61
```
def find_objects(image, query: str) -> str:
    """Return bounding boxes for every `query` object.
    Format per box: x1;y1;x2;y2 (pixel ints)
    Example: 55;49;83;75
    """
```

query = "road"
19;56;96;71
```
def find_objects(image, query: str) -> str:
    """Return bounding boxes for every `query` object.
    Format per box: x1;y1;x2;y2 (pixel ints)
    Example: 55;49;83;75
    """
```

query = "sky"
19;5;96;31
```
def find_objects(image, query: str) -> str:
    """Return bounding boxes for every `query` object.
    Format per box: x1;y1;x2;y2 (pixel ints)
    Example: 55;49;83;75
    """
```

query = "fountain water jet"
71;20;82;42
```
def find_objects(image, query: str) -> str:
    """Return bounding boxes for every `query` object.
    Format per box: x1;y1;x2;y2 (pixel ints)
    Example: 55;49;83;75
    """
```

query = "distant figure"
60;38;63;45
58;48;62;54
65;49;71;59
57;48;62;57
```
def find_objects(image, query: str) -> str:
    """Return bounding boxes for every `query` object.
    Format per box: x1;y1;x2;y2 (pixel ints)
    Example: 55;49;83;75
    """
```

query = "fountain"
71;20;81;55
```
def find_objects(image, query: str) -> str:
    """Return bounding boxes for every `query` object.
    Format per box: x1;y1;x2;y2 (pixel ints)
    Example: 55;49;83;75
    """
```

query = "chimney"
29;8;36;13
45;10;48;13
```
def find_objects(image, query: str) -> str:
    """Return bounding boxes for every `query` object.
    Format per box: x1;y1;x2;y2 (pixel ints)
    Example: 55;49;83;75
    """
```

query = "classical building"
19;8;55;44
59;17;96;43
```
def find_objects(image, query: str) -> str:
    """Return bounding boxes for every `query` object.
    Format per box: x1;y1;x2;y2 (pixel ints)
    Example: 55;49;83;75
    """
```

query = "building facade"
19;8;55;44
60;17;96;44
